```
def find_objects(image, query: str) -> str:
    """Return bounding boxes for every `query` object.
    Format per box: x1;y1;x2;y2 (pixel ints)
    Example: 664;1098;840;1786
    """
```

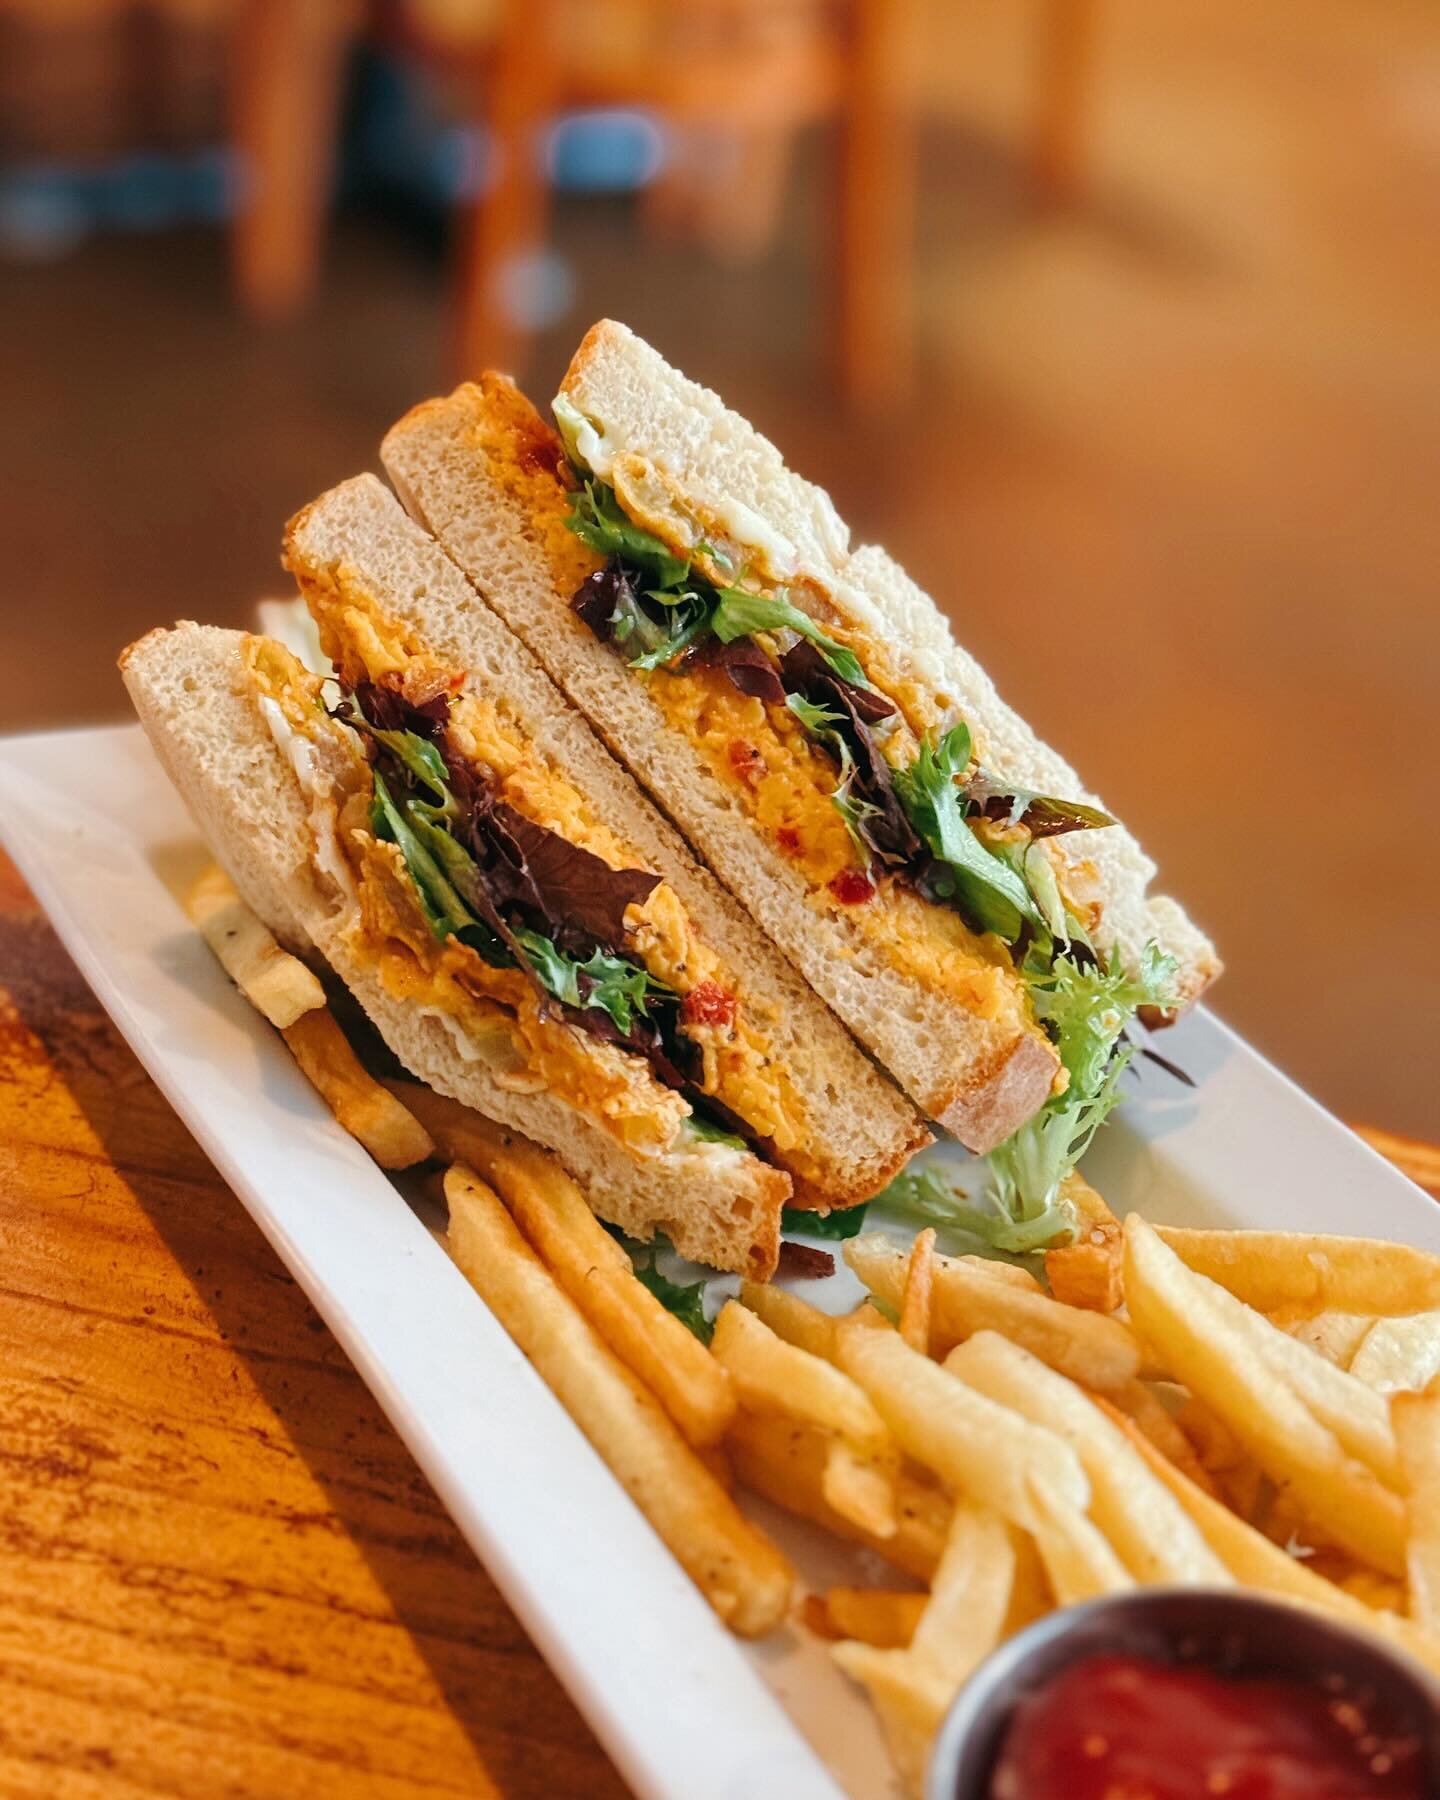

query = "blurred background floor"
2;0;1437;1137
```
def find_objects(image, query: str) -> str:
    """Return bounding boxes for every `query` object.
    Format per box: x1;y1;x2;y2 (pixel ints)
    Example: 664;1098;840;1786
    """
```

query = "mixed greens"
563;468;1181;1246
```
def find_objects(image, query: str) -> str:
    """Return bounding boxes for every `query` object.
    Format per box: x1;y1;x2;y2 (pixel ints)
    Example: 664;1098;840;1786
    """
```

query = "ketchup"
989;1651;1424;1800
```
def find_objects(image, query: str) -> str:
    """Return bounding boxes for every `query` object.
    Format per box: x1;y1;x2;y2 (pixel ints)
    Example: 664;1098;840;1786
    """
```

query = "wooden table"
3;848;1437;1799
0;852;629;1798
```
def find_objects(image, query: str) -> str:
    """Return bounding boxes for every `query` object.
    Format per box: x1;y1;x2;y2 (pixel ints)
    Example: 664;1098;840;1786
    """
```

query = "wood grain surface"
1;844;1435;1800
0;851;630;1800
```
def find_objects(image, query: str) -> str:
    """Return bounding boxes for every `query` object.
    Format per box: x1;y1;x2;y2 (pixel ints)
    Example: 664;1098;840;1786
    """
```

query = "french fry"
908;1499;1015;1685
946;1332;1229;1585
831;1639;951;1799
1123;1217;1407;1574
832;1505;1017;1798
1156;1225;1440;1319
1169;1262;1402;1492
953;1256;1043;1293
899;1229;935;1353
803;1588;927;1648
1103;1380;1222;1499
1392;1389;1440;1634
727;1414;949;1581
822;1441;898;1539
738;1279;838;1361
834;1320;1089;1531
1003;1529;1053;1639
845;1233;1141;1390
1278;1310;1377;1368
1352;1313;1440;1395
1335;1568;1409;1614
712;1301;891;1455
1044;1172;1123;1312
186;863;326;1028
1102;1397;1440;1681
407;1099;734;1447
444;1165;792;1636
1024;1476;1133;1606
281;1009;434;1168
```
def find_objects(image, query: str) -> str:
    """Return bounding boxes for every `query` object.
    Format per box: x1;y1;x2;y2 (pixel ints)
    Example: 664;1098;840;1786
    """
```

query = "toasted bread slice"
120;621;792;1275
382;331;1218;1147
282;473;929;1208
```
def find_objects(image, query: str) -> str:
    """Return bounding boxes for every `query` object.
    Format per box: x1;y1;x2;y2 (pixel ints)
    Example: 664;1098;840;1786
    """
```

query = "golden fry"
1024;1476;1133;1606
1044;1172;1124;1313
822;1440;898;1539
1351;1313;1440;1395
835;1320;1088;1531
1103;1397;1440;1681
1123;1217;1406;1575
1392;1389;1440;1635
1156;1225;1440;1319
728;1413;948;1581
282;1009;433;1168
899;1229;935;1353
187;863;326;1029
946;1332;1229;1586
413;1099;733;1447
908;1499;1015;1685
1279;1310;1377;1368
712;1301;890;1455
445;1165;791;1636
804;1588;927;1649
845;1233;1140;1391
1103;1380;1222;1499
738;1280;838;1361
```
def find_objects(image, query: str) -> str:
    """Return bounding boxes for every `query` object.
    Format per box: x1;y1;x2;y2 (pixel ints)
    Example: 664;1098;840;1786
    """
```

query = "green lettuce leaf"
876;1165;1068;1256
892;725;1042;941
711;586;868;687
370;772;475;941
780;1202;870;1240
784;692;878;865
631;1240;713;1344
371;771;669;1031
685;1113;749;1152
566;480;690;588
987;943;1180;1228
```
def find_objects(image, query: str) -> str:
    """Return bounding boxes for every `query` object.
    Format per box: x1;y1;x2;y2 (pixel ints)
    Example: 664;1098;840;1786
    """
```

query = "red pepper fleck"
683;979;736;1029
776;826;803;857
727;740;765;787
828;868;876;905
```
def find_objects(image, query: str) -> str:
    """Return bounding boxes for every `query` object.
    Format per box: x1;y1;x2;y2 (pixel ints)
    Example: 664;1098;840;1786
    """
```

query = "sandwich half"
123;475;929;1272
380;323;1220;1177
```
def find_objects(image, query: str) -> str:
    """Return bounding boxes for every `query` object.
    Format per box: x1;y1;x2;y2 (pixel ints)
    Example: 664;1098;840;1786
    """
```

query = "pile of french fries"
189;863;1440;1796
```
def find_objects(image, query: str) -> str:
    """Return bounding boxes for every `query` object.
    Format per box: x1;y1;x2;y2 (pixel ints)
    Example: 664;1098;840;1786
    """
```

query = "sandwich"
122;474;930;1278
380;322;1220;1243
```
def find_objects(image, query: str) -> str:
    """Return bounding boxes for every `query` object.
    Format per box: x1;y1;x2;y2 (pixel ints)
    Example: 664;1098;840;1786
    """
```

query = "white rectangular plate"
3;723;1437;1800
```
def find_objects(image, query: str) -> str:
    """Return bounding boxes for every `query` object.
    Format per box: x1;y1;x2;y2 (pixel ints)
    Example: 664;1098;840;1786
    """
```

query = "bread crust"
120;620;789;1276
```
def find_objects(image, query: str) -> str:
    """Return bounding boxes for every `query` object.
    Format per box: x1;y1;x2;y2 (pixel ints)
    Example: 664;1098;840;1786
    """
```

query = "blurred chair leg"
836;0;916;412
230;0;351;320
1029;0;1097;204
452;5;557;380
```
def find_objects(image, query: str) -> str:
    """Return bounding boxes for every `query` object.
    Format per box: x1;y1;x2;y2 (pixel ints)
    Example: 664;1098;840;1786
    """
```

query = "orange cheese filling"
648;661;1029;1028
293;574;810;1152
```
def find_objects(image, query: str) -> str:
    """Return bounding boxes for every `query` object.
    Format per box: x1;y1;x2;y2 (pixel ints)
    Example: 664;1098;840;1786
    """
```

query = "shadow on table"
3;896;632;1800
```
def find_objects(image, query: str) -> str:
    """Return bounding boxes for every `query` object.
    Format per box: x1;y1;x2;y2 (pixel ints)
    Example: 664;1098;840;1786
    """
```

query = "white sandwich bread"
380;323;1219;1160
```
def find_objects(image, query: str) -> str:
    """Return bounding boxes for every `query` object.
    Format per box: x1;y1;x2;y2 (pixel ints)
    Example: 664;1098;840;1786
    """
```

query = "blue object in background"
0;49;666;263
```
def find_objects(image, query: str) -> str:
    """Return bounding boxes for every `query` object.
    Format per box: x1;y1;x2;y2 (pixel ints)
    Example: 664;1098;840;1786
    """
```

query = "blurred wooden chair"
225;0;1099;409
420;0;917;409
